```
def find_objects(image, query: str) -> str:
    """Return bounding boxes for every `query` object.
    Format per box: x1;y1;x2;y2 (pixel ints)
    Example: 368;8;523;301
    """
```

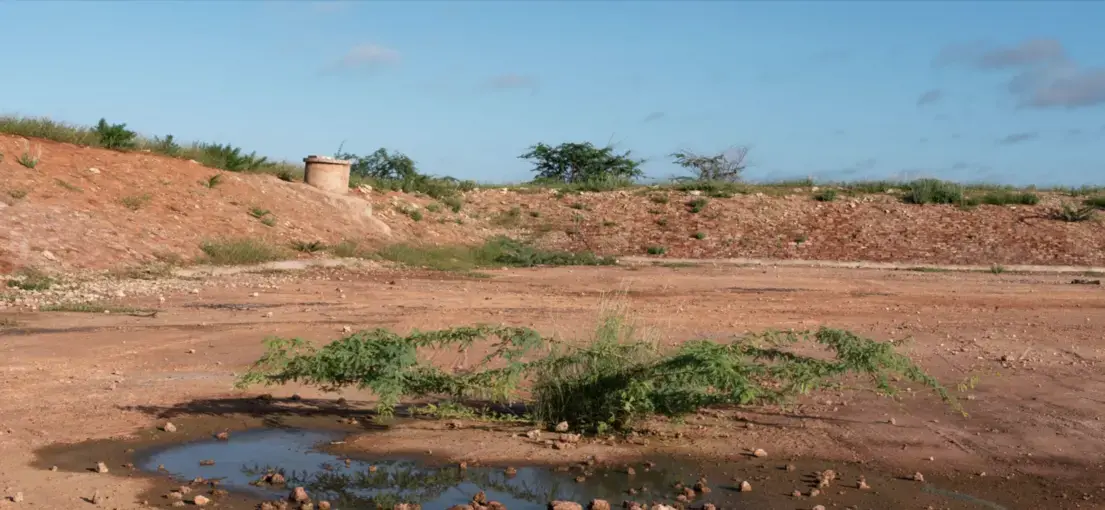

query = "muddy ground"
2;264;1105;509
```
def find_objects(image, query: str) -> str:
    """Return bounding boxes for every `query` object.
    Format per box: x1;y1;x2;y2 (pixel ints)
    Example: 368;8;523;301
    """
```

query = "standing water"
134;428;703;509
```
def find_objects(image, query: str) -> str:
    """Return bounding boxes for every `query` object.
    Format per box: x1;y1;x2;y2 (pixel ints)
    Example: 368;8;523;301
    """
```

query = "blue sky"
2;1;1103;186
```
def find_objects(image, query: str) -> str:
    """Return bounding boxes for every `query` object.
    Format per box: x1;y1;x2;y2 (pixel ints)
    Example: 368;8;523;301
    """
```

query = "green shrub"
686;197;708;213
198;238;288;265
1083;196;1105;209
812;189;838;202
979;191;1039;205
441;196;464;213
903;179;965;205
291;240;326;253
5;268;56;291
120;194;151;210
93;118;138;150
1051;203;1097;222
237;314;956;433
646;245;666;255
195;143;272;172
376;236;614;272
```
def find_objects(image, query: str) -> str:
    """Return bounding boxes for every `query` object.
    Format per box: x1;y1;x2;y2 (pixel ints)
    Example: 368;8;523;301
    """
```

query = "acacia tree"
336;147;418;180
519;142;644;184
671;146;748;182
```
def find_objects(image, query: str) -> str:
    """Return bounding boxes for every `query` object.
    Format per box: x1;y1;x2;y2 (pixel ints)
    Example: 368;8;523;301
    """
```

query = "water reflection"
136;428;684;509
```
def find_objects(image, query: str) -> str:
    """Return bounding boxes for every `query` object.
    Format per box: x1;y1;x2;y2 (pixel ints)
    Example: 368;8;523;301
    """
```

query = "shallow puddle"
123;426;1036;510
135;428;695;508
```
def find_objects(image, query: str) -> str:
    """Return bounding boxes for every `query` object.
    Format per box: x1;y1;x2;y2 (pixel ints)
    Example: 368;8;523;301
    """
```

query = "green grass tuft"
198;238;289;265
377;236;614;272
39;302;156;314
5;268;56;291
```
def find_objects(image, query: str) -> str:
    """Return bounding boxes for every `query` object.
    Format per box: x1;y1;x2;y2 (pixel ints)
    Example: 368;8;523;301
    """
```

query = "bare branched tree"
670;146;749;182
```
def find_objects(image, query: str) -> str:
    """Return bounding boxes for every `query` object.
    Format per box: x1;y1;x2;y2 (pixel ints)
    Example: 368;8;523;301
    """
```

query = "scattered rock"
95;461;109;473
193;495;210;506
215;431;229;441
289;487;309;502
91;491;104;505
12;492;24;503
912;472;925;482
318;502;331;510
548;502;583;510
752;448;767;458
588;499;611;510
813;506;827;510
858;476;870;490
199;459;215;466
504;467;518;477
739;480;752;492
162;422;177;432
785;463;796;471
49;466;57;472
554;421;570;432
792;490;802;497
809;489;821;497
525;429;542;440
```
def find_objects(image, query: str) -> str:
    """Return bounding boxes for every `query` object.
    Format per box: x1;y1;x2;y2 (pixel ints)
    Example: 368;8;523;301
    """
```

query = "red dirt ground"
2;265;1104;508
3;133;1105;274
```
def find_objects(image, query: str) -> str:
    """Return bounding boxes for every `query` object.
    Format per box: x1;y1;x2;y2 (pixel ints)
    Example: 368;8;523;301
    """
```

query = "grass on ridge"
0;115;300;176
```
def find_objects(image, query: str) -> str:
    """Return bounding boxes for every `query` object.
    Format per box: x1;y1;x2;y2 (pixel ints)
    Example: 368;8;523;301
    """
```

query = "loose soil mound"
3;133;1104;272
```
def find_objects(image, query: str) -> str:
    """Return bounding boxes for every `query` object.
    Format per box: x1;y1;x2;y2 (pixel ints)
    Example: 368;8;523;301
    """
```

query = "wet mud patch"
32;410;1057;510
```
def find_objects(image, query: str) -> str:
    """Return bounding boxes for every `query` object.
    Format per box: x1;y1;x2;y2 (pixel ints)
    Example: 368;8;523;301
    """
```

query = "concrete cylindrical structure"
303;155;352;194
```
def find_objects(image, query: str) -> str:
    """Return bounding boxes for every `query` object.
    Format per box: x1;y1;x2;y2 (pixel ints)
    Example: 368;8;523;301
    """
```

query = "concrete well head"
302;155;353;194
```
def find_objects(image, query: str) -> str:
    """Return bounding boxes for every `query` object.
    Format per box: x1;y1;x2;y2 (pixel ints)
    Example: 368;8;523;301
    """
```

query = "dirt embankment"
3;133;1104;273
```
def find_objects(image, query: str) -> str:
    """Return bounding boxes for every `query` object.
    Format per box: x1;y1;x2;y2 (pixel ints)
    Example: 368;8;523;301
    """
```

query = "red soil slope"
2;133;1104;273
462;189;1105;267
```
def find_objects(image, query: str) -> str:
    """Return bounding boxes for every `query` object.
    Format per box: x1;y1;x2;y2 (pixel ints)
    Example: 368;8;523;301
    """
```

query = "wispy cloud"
642;112;666;123
485;74;538;91
935;38;1105;109
333;43;401;70
997;132;1039;145
916;89;943;106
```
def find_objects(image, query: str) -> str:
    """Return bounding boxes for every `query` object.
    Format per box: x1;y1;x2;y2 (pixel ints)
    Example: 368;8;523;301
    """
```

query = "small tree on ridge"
519;142;644;184
671;146;748;182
